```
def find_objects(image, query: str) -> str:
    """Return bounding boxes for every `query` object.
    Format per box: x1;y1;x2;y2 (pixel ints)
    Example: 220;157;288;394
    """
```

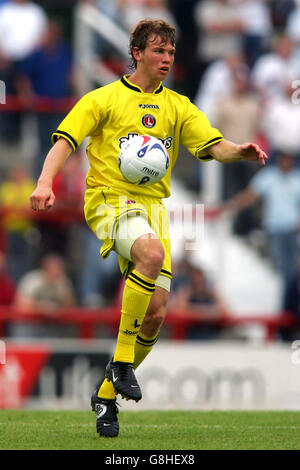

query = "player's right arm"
30;138;73;211
31;89;103;211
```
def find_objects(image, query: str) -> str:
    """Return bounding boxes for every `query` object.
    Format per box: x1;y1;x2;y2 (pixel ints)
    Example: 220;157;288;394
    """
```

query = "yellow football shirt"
52;75;223;199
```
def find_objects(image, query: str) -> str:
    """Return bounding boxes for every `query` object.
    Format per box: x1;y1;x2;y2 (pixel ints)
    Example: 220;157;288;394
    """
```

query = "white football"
118;135;170;186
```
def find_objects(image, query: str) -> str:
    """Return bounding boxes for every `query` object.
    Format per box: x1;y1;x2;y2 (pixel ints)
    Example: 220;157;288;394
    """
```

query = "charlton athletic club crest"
142;114;156;128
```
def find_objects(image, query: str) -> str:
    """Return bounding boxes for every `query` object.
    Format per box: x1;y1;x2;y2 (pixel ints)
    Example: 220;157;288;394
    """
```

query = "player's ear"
132;46;142;64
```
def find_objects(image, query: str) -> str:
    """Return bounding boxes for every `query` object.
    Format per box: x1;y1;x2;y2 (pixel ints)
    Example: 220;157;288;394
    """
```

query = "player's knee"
146;244;164;273
132;238;164;279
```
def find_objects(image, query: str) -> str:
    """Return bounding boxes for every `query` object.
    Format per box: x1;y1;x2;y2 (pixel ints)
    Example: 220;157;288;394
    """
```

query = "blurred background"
1;0;300;411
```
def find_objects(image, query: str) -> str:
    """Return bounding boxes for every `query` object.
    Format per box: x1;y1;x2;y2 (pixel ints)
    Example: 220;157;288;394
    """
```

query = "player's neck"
127;72;161;94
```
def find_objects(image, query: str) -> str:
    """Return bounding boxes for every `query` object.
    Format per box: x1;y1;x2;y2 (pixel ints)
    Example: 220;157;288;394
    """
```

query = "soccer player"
30;19;268;437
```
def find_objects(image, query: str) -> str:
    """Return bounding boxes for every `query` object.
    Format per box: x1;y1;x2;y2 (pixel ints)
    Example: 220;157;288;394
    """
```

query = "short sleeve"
180;99;223;161
51;91;102;151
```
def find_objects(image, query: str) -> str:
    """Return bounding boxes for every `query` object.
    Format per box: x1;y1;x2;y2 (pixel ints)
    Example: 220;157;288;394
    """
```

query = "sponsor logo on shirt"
138;104;160;109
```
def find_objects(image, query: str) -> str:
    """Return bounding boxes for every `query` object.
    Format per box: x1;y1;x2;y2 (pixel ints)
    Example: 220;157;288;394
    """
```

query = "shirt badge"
142;114;156;128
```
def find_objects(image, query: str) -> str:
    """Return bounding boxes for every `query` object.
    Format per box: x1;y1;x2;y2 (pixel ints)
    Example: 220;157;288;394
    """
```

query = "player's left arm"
208;139;268;166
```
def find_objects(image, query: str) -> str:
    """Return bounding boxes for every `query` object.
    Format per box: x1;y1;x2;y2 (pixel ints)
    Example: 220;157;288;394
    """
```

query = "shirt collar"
120;75;163;94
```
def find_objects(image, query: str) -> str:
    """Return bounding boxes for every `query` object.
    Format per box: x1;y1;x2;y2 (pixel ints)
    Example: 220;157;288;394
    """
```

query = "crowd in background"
0;0;300;340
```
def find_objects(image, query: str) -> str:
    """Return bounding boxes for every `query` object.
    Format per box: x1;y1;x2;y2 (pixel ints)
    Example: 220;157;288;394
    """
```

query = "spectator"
0;165;36;282
251;34;300;103
237;0;272;68
170;265;227;340
261;81;300;160
194;52;249;122
215;71;261;145
0;0;47;62
271;0;296;30
214;69;262;199
223;152;300;288
10;253;76;338
120;0;177;34
169;255;193;298
15;253;76;310
0;251;16;306
0;0;48;142
194;0;244;66
286;0;300;61
17;19;74;178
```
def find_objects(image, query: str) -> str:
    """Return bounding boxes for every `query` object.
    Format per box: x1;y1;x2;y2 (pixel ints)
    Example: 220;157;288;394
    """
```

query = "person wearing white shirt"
251;35;300;102
194;51;249;122
0;0;48;142
0;0;48;61
261;82;300;157
194;0;244;64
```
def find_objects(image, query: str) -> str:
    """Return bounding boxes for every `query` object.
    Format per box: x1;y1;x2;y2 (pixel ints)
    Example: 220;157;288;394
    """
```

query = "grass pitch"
0;410;299;450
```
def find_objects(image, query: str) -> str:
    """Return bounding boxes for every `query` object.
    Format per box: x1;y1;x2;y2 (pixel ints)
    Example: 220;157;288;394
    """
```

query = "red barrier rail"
1;96;78;113
0;205;85;224
0;306;298;341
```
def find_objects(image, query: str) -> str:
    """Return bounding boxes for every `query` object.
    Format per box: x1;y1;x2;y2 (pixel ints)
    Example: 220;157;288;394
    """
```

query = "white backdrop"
131;341;300;411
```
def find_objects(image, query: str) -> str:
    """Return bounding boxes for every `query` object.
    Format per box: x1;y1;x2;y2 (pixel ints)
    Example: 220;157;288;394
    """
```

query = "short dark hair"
129;18;176;69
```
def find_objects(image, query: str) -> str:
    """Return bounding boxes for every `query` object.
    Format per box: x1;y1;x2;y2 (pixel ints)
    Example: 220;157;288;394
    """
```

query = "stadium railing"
1;96;78;113
0;305;298;342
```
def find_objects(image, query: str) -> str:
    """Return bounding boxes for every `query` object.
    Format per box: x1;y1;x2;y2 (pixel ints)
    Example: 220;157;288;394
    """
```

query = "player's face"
137;35;175;81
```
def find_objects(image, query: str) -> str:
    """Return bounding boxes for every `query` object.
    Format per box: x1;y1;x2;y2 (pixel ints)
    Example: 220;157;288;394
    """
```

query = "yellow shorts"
84;186;172;290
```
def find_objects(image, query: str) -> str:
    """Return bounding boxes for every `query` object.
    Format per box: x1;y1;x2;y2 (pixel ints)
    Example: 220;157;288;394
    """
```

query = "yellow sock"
98;331;159;399
97;378;116;400
113;269;155;364
134;332;159;369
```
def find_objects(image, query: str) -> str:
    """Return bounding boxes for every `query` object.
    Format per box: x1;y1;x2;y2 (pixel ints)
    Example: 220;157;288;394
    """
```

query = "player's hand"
30;184;55;211
238;142;268;166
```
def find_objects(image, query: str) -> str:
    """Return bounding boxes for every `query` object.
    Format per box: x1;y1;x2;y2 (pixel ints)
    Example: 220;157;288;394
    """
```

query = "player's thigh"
115;214;159;261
